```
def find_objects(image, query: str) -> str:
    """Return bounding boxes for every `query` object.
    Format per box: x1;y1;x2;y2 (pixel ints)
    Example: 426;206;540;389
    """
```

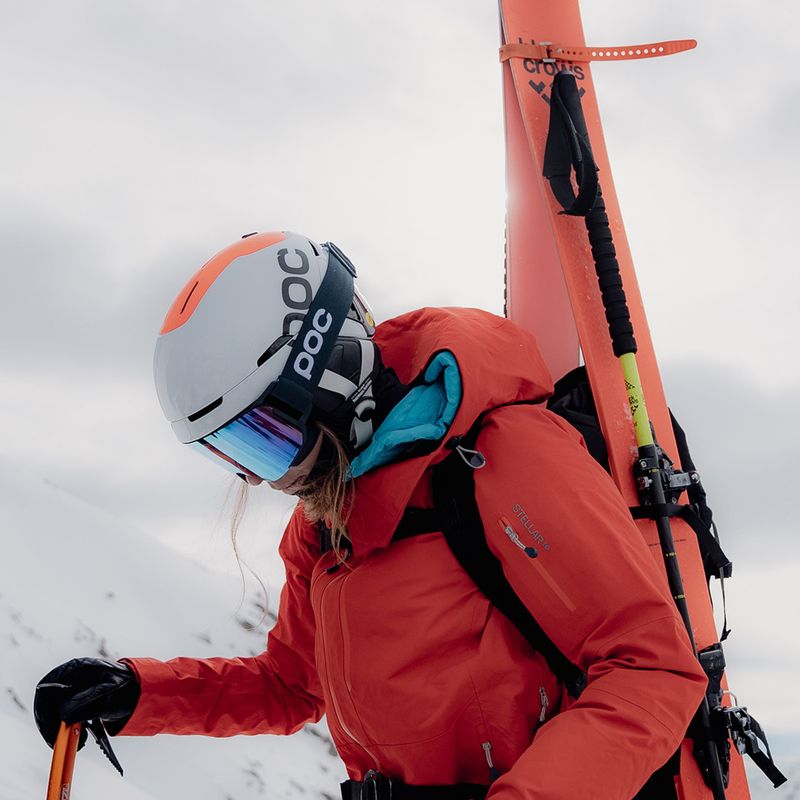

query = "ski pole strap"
500;39;697;64
544;71;638;356
543;72;598;216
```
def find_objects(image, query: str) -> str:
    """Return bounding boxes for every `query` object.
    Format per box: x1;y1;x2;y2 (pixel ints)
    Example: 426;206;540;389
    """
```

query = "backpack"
319;366;780;798
394;366;733;696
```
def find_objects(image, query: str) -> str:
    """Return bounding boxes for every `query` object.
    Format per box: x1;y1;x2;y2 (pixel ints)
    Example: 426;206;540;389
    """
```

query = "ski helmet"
154;231;378;481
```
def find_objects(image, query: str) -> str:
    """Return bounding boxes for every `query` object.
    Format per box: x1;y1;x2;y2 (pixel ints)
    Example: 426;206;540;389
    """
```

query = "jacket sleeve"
475;406;708;800
117;504;325;737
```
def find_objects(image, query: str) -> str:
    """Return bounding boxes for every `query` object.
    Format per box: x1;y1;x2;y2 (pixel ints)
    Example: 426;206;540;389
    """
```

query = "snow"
0;456;344;799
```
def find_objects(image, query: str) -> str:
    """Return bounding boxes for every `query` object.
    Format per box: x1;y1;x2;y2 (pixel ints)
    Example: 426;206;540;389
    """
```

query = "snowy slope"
0;456;344;800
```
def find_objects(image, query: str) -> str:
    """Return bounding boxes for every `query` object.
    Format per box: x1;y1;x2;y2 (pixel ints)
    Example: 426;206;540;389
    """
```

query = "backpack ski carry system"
541;67;785;797
498;1;785;798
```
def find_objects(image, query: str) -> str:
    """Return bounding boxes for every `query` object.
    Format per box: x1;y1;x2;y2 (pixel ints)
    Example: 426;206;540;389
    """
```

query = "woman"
35;232;707;800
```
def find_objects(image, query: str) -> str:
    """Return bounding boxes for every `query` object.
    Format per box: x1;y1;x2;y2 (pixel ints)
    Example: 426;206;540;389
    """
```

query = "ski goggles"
189;403;308;482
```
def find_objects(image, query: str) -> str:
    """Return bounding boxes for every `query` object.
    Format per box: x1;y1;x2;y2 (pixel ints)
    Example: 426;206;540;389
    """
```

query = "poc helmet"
154;231;378;481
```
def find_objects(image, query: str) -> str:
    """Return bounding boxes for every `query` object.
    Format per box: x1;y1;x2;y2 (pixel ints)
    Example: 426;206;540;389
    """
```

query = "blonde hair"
227;478;269;623
229;423;354;583
298;423;354;559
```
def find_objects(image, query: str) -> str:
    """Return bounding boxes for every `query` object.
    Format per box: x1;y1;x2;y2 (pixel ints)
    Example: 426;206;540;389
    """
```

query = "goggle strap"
324;241;358;277
268;377;314;425
271;243;355;422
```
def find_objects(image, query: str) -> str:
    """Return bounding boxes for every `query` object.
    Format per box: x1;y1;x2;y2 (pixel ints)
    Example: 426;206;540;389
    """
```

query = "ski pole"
46;722;81;800
543;69;729;800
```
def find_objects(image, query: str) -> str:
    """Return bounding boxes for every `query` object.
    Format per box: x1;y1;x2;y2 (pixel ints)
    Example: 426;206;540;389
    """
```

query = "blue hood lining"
348;351;462;479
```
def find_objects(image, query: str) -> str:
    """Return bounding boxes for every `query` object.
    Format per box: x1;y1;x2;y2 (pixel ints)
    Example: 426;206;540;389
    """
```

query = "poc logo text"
277;247;332;382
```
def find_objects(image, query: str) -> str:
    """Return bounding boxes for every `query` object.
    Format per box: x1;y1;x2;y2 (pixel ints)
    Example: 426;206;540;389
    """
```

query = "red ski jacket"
121;308;707;799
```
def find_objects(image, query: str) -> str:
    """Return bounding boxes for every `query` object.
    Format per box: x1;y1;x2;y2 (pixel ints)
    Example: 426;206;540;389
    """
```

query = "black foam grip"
585;190;637;357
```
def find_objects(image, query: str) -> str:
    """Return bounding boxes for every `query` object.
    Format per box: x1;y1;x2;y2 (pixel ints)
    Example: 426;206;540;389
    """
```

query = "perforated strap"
500;39;696;64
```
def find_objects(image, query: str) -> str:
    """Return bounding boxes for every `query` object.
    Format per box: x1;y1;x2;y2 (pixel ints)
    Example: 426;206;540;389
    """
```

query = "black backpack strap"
549;367;733;585
630;410;733;641
392;508;442;541
431;408;587;699
629;504;732;581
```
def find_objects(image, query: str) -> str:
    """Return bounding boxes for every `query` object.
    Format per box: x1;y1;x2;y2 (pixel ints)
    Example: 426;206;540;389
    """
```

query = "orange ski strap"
46;722;81;800
500;39;696;64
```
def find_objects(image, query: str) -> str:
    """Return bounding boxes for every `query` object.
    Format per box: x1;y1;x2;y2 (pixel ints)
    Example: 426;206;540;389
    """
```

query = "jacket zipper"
317;568;382;770
482;741;500;781
539;685;549;723
499;517;538;559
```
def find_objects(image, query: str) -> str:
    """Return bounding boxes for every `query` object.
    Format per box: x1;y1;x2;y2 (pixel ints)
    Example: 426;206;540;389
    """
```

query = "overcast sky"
2;0;799;740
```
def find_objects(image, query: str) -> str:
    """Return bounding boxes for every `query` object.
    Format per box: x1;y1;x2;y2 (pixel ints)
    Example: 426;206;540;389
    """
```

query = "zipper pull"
456;444;486;469
446;436;487;469
539;686;550;723
482;741;500;781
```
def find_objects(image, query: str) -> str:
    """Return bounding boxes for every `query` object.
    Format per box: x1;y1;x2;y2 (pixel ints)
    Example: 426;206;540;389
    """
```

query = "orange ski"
498;1;780;798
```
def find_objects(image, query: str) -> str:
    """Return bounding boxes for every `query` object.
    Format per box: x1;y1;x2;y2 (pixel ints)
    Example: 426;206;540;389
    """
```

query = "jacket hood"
345;306;553;556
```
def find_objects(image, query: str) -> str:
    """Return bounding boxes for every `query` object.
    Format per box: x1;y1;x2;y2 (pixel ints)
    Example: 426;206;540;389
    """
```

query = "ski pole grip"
585;189;637;356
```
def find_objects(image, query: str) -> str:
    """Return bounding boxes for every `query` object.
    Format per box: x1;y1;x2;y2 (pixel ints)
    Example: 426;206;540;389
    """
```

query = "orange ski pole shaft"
46;722;81;800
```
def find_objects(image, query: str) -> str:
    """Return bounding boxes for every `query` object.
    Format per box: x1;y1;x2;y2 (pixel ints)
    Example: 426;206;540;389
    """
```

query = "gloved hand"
34;658;141;748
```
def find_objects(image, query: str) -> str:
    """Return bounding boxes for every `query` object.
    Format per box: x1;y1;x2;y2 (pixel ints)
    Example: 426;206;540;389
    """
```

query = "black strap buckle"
361;771;392;800
723;706;788;788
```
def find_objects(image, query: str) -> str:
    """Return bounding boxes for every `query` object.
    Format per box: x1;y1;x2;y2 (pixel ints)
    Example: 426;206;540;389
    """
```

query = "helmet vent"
180;281;200;315
187;396;223;422
257;335;292;367
309;241;320;256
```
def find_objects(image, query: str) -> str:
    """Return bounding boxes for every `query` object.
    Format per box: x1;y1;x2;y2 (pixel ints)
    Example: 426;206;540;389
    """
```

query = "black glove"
34;658;141;748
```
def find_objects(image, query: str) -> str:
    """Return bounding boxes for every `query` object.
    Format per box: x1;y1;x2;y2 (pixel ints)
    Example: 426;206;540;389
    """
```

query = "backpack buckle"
361;771;392;800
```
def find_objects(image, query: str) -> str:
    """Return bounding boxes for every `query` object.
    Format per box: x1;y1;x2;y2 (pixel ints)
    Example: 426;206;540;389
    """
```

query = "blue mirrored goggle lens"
189;405;304;481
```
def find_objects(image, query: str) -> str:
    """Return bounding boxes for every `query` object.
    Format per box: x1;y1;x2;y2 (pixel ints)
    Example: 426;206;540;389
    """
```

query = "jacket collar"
345;307;553;557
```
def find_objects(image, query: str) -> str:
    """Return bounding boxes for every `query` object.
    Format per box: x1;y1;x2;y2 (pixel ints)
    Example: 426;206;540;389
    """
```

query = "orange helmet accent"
159;231;287;334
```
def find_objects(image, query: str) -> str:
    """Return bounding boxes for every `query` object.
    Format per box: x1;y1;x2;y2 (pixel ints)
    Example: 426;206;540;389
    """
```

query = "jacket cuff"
112;657;177;737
